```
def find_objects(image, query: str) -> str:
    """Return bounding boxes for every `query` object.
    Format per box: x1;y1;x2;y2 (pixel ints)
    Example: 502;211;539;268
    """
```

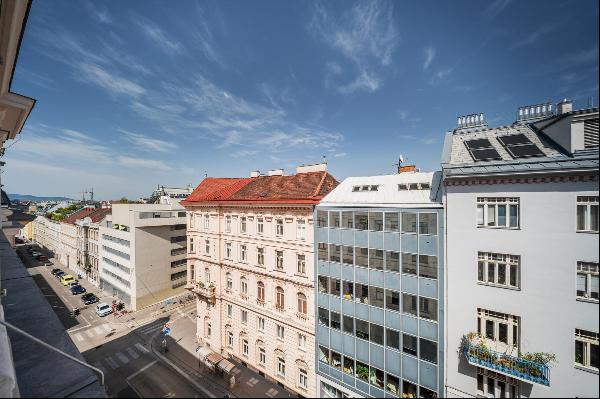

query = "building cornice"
444;172;598;186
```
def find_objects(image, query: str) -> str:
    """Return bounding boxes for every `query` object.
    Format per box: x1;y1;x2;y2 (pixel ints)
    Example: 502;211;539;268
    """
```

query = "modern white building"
314;167;445;398
442;102;599;397
98;196;188;310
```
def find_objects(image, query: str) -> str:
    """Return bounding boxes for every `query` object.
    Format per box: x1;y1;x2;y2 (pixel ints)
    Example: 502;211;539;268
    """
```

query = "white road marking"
104;356;119;370
126;359;158;381
85;330;94;338
74;333;84;342
116;351;130;364
126;347;140;359
135;342;150;354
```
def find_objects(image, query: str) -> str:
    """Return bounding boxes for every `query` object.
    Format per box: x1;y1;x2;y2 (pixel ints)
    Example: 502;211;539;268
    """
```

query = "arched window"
297;292;307;315
276;286;285;309
241;277;248;294
257;281;265;301
226;272;232;290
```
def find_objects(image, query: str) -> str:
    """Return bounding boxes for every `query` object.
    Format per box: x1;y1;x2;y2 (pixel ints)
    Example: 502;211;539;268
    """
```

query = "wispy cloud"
190;5;227;68
510;22;562;50
117;156;172;171
14;68;57;89
76;63;145;97
137;19;182;54
119;129;178;152
482;0;512;20
85;1;112;24
399;134;439;145
423;47;436;70
310;0;399;93
431;68;453;84
62;129;94;141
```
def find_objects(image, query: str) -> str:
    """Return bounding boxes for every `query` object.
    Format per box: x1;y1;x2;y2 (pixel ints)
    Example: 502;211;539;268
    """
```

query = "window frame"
477;252;521;290
575;328;599;371
577;262;599;302
477;197;520;229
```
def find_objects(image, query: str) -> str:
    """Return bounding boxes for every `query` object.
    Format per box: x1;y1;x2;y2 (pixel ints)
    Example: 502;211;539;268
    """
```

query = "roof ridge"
312;171;327;197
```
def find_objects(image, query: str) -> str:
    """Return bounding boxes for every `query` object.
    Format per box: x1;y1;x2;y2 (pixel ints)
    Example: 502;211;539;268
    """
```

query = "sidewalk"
150;315;297;398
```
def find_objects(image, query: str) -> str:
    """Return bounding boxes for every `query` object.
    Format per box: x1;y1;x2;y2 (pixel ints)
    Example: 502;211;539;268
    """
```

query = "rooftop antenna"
79;190;86;202
88;187;94;202
204;171;208;178
394;154;404;174
321;155;327;164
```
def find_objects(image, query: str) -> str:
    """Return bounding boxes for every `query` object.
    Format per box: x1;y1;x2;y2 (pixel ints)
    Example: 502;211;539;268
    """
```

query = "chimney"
268;169;284;176
456;113;486;129
296;162;327;174
250;171;260;178
399;165;417;173
557;98;572;114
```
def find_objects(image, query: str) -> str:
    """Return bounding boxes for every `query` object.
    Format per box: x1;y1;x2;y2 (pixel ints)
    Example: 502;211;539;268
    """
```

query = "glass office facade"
314;207;444;398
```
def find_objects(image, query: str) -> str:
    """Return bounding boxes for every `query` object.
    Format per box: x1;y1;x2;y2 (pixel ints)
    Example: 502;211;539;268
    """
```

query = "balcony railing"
461;335;550;386
185;283;216;305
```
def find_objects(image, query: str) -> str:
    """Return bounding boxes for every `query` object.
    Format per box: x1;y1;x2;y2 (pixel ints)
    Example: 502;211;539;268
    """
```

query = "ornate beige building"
182;164;338;396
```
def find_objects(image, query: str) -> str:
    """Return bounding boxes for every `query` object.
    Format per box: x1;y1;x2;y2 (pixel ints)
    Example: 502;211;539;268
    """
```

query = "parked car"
95;303;112;317
36;255;48;262
70;285;86;295
66;281;80;288
51;268;63;276
31;252;41;257
60;275;75;286
43;261;53;267
15;237;24;244
55;271;66;279
81;293;99;305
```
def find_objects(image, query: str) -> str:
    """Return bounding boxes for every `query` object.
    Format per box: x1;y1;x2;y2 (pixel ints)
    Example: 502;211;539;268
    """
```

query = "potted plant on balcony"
356;363;369;382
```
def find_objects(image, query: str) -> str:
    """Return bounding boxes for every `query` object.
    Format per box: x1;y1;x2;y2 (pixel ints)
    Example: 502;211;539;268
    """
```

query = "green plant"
356;363;369;381
521;352;557;366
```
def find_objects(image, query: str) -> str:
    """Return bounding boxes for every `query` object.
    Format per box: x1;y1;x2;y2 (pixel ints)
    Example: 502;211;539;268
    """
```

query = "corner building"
314;169;445;398
182;164;338;397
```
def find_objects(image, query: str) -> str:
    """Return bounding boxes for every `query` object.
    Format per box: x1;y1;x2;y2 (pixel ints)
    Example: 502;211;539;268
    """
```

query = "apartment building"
32;216;61;253
59;207;97;270
76;208;111;286
98;197;188;310
442;102;599;397
314;169;445;398
181;164;338;396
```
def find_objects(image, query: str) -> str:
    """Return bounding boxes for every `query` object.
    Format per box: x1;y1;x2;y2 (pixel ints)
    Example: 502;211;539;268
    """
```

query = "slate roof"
182;172;339;205
88;207;111;223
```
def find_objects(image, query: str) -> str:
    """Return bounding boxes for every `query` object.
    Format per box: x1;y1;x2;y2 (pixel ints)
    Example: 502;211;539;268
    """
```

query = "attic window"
398;183;431;191
352;185;379;192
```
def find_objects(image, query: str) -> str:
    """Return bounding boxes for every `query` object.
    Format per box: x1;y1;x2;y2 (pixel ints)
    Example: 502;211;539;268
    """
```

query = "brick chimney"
557;98;573;114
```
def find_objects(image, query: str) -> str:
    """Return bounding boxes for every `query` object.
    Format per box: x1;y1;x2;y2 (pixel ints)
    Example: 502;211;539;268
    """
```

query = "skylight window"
352;185;379;192
398;183;431;191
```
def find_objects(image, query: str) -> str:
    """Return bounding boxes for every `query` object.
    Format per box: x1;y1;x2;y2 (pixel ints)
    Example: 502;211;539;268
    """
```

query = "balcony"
461;335;550;386
185;283;216;305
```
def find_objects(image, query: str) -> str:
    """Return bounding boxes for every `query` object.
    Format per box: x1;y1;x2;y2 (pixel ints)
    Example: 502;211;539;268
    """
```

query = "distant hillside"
8;193;74;202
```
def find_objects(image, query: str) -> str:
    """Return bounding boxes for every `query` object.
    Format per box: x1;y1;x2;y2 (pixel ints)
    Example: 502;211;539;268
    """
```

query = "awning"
197;345;213;360
206;352;224;366
217;358;236;374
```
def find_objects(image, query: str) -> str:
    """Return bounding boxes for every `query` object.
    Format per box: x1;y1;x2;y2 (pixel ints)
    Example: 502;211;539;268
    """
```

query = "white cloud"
399;134;439;145
333;152;347;158
510;23;562;50
119;129;178;152
338;70;380;94
138;19;182;54
77;63;145;97
62;129;94;141
423;47;436;70
85;1;112;24
481;0;512;20
117;156;172;171
431;68;453;83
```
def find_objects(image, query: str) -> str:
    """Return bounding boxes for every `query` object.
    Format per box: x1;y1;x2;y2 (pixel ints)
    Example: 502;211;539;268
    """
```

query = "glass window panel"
591;275;599;300
419;213;437;235
318;307;329;326
356;283;368;303
402;334;417;356
487;262;495;283
342;211;354;229
318;276;328;293
329;244;341;263
356;247;369;267
592;205;599;232
385;212;399;231
343;356;354;376
356;319;369;340
497;204;507;226
385;289;400;312
419;297;437;321
369;249;384;270
401;213;417;233
577;274;587;297
402;293;417;316
343;315;354;334
403;380;417;398
577;205;587;230
329;211;341;228
487;205;496;226
402;253;417;275
318;243;327;261
499;323;508;344
510;264;518;287
369;286;385;308
478;261;485;282
420;386;437;398
476;205;484;226
331;351;342;369
419;338;437;364
509;204;519;227
355;212;369;230
497;264;507;285
369;212;384;231
330;278;341;296
590;343;599;369
370;324;384;345
317;211;327;228
575;340;584;365
386;374;400;395
342;281;354;300
370;367;384;388
386;328;400;350
485;320;494;339
386;251;400;272
331;312;341;330
419;255;437;279
319;346;330;364
342;246;354;264
356;361;369;382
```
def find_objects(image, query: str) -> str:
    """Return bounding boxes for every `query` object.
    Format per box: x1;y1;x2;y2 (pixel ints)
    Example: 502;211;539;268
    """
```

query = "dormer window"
352;185;379;192
409;183;419;190
398;182;431;191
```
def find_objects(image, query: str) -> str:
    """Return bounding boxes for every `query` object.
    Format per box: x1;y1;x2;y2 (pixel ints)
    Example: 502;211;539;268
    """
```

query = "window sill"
294;273;308;278
576;230;599;234
576;297;599;304
476;226;520;230
574;364;599;375
477;282;521;291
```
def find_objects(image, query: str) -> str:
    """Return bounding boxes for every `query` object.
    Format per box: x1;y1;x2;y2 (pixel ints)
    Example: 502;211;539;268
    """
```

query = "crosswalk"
72;323;112;342
93;343;151;372
137;320;166;335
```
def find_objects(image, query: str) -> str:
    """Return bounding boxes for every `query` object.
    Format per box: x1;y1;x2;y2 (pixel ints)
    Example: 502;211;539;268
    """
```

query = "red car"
37;255;48;261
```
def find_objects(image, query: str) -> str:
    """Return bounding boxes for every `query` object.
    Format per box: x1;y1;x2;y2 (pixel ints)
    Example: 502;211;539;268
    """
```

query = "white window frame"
242;339;249;357
204;214;210;230
205;239;210;255
477;197;519;229
241;277;248;294
276;219;284;236
477;308;520;351
298;333;306;350
577;262;599;302
277;357;286;377
227;304;233;317
258;347;266;366
575;329;599;371
241;310;248;325
225;242;232;259
240;244;247;263
258;316;265;332
477;252;520;289
276;250;284;270
257;217;264;235
577;196;599;233
476;368;519;398
297;254;306;275
277;324;285;340
298;367;308;389
226;273;233;290
225;215;231;232
257;247;265;266
240;217;247;233
297;219;306;240
227;331;234;348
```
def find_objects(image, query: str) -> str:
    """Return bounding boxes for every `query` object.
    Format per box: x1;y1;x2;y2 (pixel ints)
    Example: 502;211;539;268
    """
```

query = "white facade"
98;199;188;310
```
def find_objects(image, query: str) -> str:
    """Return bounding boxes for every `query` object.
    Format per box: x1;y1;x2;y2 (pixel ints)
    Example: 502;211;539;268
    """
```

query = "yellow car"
60;274;75;286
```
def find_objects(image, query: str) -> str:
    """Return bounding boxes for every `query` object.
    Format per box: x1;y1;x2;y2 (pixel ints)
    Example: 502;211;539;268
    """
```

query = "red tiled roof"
182;172;339;205
61;207;96;224
88;208;111;223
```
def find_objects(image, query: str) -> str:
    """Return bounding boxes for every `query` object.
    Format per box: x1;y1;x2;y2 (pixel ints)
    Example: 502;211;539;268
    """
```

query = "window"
225;242;232;259
477;369;519;398
386;374;400;396
277;325;285;339
419;255;438;279
189;213;194;228
370;366;384;389
240;277;248;294
331;311;341;330
369;249;384;270
257;247;264;266
355;212;368;230
343;356;354;376
297;254;306;275
385;212;399;231
258;316;265;332
477;309;519;348
402;293;417;316
356;247;368;268
319;346;330;364
257;217;264;234
329;211;340;228
227;304;233;317
259;347;266;366
575;329;599;371
276;250;284;270
369;286;385;308
355;283;368;304
329;278;341;297
402;213;417;233
257;281;265;302
477;197;520;228
205;322;211;338
403;334;417;356
298;333;306;350
386;328;400;350
356;361;369;382
205;268;211;284
225;215;231;232
204;214;210;230
241;310;248;324
577;262;599;301
331;351;342;370
318;307;329;326
317;210;327;228
227;331;234;347
240;244;247;262
298;367;308;389
402;253;417;275
189;237;195;254
370;323;384;345
318;276;329;294
297;293;307;315
329;244;341;263
420;297;438;321
318;243;327;261
420;338;437;364
342;246;354;265
369;212;384;231
577;196;599;232
276;286;285;309
276;219;284;236
242;339;249;356
386;251;400;272
297;219;306;240
342;281;354;301
385;289;400;312
205;239;210;254
356;319;369;340
478;252;520;289
226;273;232;290
240;217;247;233
277;357;286;377
419;213;437;235
342;211;353;228
343;315;354;334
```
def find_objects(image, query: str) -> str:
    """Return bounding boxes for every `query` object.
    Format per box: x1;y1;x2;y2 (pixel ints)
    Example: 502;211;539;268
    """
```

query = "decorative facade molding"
444;173;598;186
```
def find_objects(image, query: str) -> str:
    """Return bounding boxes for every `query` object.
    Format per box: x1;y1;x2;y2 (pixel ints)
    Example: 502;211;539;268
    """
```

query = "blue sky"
4;0;599;200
